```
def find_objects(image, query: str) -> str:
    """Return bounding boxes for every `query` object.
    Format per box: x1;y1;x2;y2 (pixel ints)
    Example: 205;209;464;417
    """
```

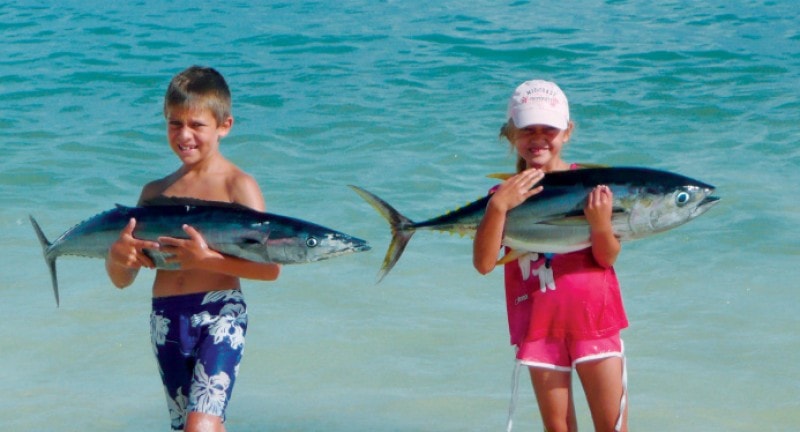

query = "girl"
473;80;628;432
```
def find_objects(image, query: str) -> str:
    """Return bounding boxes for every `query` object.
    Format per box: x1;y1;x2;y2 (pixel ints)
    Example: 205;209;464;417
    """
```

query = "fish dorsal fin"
574;162;610;169
140;195;253;211
486;163;610;181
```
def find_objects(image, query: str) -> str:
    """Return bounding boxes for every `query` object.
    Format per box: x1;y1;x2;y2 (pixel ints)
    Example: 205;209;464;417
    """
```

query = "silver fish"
30;197;371;305
351;166;720;281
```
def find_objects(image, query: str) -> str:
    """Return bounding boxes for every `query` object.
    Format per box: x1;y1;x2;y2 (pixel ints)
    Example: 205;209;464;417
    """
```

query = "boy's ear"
218;116;234;137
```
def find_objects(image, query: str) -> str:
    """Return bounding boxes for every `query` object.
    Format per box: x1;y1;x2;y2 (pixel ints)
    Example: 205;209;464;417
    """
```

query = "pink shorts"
516;333;623;372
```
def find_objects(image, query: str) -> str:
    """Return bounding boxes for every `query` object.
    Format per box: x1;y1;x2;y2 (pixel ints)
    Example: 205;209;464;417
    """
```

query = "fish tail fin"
29;215;60;307
349;185;416;282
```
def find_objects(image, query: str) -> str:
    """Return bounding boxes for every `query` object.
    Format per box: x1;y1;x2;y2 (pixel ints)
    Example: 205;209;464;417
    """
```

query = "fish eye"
675;191;691;207
306;237;319;248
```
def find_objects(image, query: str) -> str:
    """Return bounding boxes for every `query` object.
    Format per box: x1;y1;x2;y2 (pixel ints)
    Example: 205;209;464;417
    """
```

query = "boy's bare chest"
162;175;232;202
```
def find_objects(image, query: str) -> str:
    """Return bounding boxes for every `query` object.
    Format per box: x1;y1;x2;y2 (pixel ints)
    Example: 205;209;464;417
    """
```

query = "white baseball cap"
506;80;570;130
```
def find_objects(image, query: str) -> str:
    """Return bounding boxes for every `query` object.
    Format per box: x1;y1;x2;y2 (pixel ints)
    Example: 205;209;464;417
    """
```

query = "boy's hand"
108;218;159;269
488;168;545;214
158;224;219;270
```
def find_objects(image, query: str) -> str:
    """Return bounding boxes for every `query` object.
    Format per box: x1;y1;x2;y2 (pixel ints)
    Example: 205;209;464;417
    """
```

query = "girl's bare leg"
529;368;578;432
576;356;627;432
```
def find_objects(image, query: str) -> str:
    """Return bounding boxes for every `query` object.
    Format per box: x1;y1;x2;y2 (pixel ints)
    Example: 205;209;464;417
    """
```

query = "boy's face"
166;105;232;166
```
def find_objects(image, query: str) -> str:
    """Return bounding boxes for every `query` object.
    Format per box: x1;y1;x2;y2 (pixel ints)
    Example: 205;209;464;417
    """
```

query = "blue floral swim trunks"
150;289;247;430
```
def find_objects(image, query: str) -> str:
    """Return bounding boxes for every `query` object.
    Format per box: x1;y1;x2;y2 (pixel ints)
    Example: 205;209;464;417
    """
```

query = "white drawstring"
615;341;628;432
506;359;523;432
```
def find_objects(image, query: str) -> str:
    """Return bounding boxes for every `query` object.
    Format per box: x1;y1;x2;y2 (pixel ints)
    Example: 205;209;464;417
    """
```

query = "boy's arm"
162;224;281;281
156;172;281;281
105;218;160;288
106;182;163;288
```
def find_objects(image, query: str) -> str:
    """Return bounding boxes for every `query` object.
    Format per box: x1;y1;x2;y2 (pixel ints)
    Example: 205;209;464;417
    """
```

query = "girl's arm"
473;169;544;274
473;200;508;274
584;185;621;268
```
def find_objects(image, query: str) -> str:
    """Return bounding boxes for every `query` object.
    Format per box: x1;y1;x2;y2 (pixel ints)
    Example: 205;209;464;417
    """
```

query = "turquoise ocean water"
2;1;799;431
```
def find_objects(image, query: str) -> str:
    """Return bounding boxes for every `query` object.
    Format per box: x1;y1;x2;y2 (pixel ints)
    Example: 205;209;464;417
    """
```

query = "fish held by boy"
30;196;371;306
351;166;720;282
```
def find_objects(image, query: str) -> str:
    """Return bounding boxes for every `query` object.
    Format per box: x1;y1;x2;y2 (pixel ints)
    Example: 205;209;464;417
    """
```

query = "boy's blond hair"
164;66;232;125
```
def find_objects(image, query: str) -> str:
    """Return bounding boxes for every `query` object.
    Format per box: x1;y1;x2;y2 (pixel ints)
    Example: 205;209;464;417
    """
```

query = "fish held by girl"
351;166;719;282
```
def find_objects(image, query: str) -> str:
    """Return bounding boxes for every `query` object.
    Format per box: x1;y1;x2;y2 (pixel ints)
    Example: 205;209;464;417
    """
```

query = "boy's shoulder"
137;161;264;209
225;166;264;209
138;173;176;204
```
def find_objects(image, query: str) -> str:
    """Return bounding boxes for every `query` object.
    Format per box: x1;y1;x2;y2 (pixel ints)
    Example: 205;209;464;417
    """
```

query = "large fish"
30;197;371;305
351;166;720;281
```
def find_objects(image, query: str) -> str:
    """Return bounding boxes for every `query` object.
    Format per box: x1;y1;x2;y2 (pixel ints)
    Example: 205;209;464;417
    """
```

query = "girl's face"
513;123;573;171
166;105;232;166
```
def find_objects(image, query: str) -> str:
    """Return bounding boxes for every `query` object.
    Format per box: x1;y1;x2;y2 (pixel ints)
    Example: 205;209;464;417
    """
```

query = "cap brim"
511;108;568;130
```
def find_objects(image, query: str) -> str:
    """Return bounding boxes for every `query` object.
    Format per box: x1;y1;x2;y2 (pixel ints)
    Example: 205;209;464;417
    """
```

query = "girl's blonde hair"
499;120;527;173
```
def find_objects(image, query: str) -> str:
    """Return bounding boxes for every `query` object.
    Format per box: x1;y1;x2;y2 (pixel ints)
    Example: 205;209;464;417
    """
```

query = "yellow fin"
574;162;610;169
495;249;527;266
487;172;514;180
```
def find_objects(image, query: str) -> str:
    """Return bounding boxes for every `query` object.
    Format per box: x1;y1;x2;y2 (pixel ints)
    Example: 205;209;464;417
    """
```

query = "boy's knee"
184;412;225;432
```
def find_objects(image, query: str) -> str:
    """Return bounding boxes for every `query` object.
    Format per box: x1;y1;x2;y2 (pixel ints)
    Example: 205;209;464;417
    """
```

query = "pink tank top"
504;249;628;343
501;164;628;344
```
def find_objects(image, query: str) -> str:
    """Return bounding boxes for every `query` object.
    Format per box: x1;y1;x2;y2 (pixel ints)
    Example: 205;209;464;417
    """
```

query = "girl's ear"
563;121;575;142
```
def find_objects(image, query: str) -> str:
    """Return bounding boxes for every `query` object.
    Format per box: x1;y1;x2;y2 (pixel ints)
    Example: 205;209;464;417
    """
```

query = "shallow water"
2;1;799;431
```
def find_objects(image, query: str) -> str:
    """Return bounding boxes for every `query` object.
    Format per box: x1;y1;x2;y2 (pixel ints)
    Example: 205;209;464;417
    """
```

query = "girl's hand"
584;185;621;267
108;218;159;270
584;185;614;230
158;224;220;270
488;168;545;213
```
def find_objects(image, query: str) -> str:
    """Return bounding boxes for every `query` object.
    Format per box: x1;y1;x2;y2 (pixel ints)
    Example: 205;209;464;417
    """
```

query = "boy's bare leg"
184;412;225;432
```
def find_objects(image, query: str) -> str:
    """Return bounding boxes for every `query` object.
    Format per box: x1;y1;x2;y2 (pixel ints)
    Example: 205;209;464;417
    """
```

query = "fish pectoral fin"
236;228;270;246
538;207;627;226
538;210;589;226
496;249;527;266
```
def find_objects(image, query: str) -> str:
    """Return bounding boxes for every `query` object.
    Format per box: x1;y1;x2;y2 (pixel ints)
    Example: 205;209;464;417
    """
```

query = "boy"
106;66;281;431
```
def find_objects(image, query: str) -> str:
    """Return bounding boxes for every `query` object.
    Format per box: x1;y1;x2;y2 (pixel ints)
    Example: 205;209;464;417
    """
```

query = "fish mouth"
350;238;371;252
694;195;721;216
